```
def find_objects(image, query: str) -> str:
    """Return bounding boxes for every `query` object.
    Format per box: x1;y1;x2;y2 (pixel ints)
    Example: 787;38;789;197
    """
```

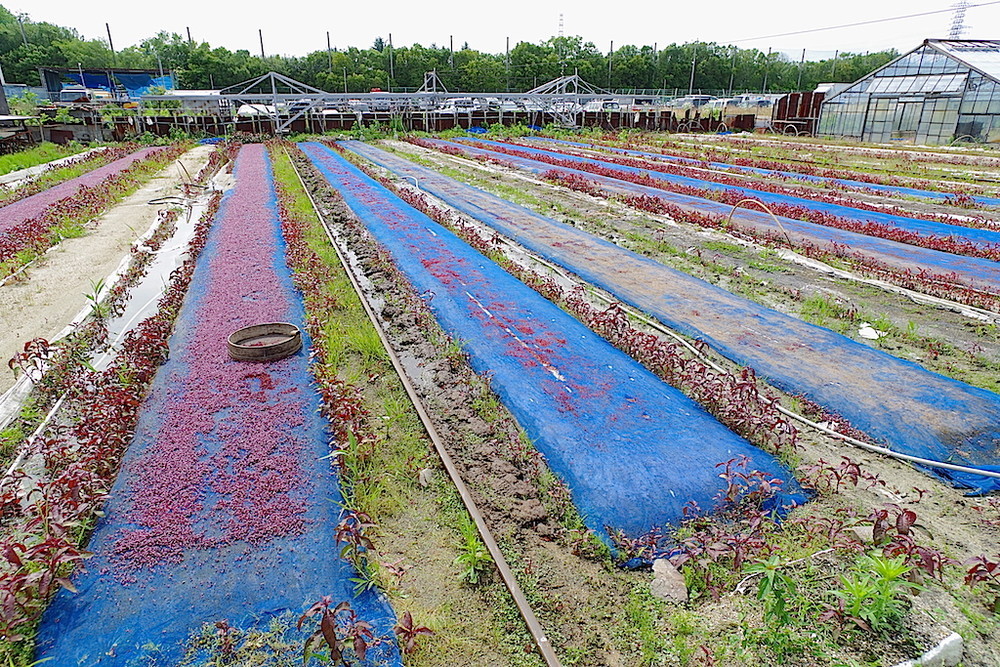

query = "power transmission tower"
949;1;970;39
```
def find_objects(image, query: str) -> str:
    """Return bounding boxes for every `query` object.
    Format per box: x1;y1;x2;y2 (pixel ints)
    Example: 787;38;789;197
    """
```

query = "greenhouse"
817;39;1000;144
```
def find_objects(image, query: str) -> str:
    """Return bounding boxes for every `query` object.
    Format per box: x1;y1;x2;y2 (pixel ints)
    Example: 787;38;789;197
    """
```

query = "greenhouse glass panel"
821;40;1000;143
868;73;967;95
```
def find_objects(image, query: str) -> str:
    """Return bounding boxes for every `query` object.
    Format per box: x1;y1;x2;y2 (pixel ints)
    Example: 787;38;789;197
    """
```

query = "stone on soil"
651;558;687;603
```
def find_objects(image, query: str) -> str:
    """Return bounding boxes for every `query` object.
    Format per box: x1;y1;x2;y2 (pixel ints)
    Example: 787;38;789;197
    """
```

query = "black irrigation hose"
284;149;562;667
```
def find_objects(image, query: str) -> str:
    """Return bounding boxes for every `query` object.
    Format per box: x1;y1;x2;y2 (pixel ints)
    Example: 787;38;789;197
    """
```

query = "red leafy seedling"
417;137;1000;313
393;610;433;655
298;597;375;666
963;555;1000;613
7;337;52;382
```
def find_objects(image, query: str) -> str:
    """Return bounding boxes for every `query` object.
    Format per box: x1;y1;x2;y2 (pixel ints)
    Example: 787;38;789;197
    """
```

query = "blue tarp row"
116;73;175;97
531;136;1000;208
300;140;805;541
433;138;1000;297
341;139;1000;494
455;137;1000;249
64;72;175;98
64;72;112;90
37;145;400;665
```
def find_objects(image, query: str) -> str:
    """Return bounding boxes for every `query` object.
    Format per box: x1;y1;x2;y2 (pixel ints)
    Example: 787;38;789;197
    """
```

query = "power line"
729;0;1000;43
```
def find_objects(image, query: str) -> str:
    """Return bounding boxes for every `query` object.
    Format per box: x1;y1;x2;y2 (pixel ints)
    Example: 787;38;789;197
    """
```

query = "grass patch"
703;240;745;255
0;142;86;177
747;258;784;273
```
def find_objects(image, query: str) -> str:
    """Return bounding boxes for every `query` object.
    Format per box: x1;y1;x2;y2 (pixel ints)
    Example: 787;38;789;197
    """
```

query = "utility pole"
187;27;193;43
506;36;510;92
17;15;28;47
728;49;737;96
688;45;697;95
797;48;806;90
327;32;333;71
259;29;265;59
388;33;394;90
762;47;771;93
831;50;839;78
608;40;613;88
106;23;117;67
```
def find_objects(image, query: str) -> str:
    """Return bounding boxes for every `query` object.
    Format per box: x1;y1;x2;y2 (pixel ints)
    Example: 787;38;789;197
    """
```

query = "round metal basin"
227;322;302;362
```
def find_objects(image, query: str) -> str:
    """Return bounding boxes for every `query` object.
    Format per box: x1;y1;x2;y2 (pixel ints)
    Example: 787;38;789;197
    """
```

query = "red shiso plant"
441;138;1000;261
0;143;147;208
272;141;435;657
0;143;234;646
532;165;1000;313
1;145;188;274
333;142;799;461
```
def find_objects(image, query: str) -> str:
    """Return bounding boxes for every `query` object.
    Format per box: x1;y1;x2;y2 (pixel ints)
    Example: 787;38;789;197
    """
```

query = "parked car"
552;100;583;114
673;95;717;108
732;94;774;107
437;97;482;114
236;104;276;117
347;99;369;113
496;99;524;112
704;98;739;110
583;99;621;112
59;86;112;103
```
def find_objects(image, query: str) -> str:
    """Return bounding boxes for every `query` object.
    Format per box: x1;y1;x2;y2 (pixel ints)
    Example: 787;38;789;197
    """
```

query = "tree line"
1;6;896;95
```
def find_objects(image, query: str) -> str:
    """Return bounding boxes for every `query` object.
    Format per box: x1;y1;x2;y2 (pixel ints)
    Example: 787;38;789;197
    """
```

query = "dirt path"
0;145;214;395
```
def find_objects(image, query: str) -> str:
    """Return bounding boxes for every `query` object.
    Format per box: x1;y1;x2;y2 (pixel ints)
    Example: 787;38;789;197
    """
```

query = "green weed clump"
454;512;492;585
0;142;84;177
827;553;916;634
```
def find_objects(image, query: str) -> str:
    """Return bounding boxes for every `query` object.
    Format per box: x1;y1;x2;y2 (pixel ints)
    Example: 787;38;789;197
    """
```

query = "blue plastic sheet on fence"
435;138;1000;296
35;146;401;665
300;141;806;541
64;71;112;90
533;137;1000;207
114;72;176;97
339;139;1000;494
456;138;1000;248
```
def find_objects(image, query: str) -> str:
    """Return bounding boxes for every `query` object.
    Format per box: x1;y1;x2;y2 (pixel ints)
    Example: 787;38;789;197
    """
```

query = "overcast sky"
7;0;1000;61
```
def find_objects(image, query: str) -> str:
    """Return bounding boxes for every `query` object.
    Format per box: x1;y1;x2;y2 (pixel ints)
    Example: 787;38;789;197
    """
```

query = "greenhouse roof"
927;39;1000;82
824;39;1000;104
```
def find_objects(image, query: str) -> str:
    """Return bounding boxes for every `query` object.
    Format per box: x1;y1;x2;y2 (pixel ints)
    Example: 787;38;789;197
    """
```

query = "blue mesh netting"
434;138;1000;296
301;141;806;540
36;146;400;665
456;137;1000;247
340;139;1000;494
532;137;1000;207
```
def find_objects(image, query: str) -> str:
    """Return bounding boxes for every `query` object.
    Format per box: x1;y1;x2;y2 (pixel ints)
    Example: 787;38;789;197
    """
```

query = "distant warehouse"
817;39;1000;145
